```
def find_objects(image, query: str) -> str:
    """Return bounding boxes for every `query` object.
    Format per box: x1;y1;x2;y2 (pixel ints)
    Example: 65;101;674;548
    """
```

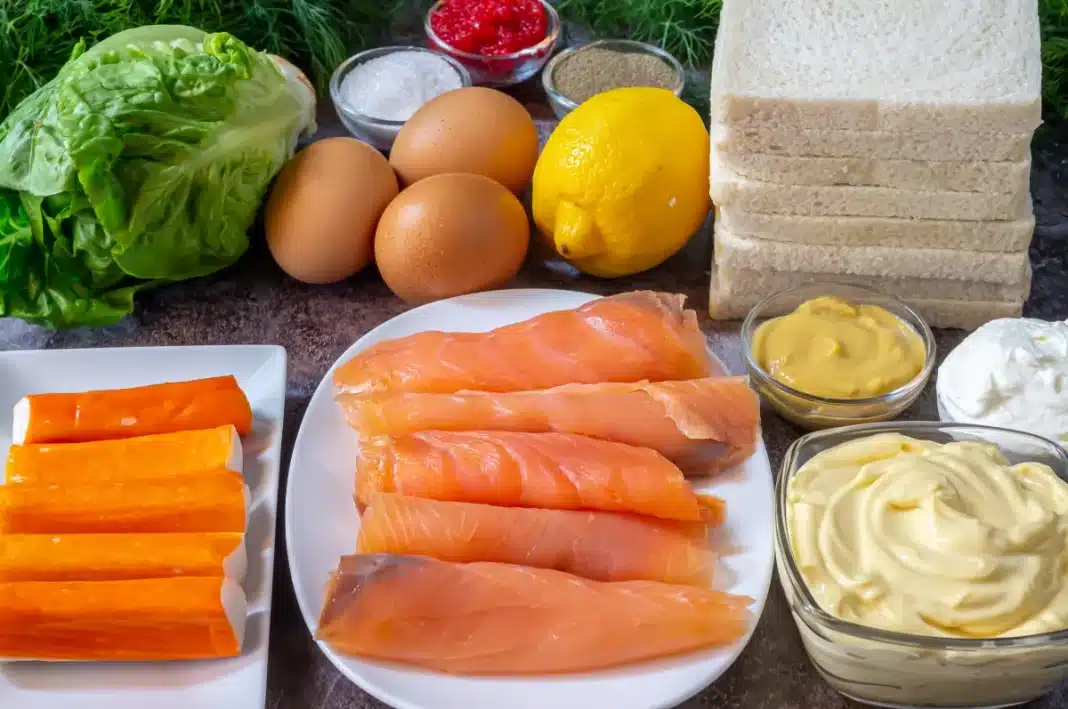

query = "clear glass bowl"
424;0;560;87
329;46;472;153
541;39;685;119
741;282;935;430
775;421;1068;709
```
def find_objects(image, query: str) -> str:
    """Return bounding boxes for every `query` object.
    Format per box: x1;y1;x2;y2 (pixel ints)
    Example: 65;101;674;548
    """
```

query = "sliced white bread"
708;264;1026;330
714;222;1031;286
710;151;1028;221
713;122;1031;161
716;206;1035;252
718;151;1030;193
708;0;1041;134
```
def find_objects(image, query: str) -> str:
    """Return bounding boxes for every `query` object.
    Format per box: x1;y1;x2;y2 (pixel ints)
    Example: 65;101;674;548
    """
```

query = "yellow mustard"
787;433;1068;638
752;296;925;399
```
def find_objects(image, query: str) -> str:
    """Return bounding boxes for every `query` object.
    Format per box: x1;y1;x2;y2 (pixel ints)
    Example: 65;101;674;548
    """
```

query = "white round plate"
285;288;775;709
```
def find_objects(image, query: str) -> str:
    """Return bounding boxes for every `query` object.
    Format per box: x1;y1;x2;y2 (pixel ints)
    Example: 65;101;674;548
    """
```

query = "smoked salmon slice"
357;431;725;522
12;375;253;445
333;291;716;396
356;493;715;585
0;533;246;582
0;576;247;660
0;471;248;534
4;425;242;485
340;377;761;472
317;554;752;674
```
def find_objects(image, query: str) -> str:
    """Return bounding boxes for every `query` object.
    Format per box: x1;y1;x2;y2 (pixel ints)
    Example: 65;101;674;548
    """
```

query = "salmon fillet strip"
356;431;725;521
317;554;752;675
333;291;716;396
357;493;716;585
340;378;760;472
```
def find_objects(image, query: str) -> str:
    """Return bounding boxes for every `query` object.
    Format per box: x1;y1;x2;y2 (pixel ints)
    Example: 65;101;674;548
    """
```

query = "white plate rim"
284;288;774;709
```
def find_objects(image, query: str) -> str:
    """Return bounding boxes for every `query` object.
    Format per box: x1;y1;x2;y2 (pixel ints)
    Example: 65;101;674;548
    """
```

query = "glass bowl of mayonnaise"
775;421;1068;709
741;282;936;430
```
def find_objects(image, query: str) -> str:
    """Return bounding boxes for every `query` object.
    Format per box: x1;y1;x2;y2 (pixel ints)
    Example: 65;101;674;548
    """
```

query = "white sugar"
340;51;463;122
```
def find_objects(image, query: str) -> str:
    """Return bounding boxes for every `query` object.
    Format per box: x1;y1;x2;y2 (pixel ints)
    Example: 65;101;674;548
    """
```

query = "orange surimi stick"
0;576;247;661
11;375;253;445
0;533;246;583
0;471;248;534
4;425;242;485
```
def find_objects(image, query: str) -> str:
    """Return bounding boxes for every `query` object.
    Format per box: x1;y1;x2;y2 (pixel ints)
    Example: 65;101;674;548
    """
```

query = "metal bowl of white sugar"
330;46;472;152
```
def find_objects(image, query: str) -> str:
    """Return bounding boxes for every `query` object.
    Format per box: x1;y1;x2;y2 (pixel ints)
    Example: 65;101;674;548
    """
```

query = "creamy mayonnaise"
938;318;1068;447
787;433;1068;638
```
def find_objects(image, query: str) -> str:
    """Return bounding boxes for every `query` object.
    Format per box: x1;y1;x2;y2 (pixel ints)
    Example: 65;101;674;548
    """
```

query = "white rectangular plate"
0;345;287;709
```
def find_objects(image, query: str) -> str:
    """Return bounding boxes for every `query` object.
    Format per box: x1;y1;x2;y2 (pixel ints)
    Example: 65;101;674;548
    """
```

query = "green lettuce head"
0;25;316;328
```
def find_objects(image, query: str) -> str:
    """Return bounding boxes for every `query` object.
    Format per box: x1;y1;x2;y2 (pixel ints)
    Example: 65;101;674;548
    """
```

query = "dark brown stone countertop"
2;103;1067;709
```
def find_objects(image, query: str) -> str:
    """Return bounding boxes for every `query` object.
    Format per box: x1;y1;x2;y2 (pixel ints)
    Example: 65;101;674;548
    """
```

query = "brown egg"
374;173;530;303
266;137;398;284
389;87;539;194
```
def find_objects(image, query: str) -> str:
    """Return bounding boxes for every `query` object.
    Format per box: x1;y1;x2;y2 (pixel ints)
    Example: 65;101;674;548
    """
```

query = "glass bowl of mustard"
775;421;1068;709
741;282;936;430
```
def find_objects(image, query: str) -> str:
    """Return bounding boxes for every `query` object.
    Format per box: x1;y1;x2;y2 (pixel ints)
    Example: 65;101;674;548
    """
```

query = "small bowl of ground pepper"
543;39;685;119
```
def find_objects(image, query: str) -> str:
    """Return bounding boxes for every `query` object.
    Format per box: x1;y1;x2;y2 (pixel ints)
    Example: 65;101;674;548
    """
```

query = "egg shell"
265;137;399;284
389;87;539;194
374;172;530;303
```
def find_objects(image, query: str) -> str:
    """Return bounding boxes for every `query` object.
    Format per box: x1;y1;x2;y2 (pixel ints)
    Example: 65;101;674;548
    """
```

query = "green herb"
0;0;386;119
1041;0;1068;117
556;0;722;68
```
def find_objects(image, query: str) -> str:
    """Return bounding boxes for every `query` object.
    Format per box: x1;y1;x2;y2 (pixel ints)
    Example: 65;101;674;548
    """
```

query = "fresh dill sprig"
1041;0;1068;117
556;0;722;68
0;0;374;118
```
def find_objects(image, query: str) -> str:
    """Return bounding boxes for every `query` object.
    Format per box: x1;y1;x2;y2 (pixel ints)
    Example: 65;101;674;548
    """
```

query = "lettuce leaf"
0;191;149;327
0;25;315;328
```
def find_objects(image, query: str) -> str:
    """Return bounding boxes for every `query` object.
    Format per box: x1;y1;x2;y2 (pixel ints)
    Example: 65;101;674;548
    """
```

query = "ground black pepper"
552;47;679;104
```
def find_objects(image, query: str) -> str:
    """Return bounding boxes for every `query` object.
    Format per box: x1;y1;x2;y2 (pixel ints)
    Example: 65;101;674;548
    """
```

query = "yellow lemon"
531;87;710;278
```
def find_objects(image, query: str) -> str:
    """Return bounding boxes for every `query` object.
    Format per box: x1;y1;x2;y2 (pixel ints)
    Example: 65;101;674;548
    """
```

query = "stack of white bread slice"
707;0;1041;329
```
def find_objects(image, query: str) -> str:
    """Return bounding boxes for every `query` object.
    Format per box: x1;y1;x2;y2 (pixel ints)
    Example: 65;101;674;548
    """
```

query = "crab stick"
12;375;253;445
0;533;246;583
4;425;242;485
0;576;247;661
0;471;248;534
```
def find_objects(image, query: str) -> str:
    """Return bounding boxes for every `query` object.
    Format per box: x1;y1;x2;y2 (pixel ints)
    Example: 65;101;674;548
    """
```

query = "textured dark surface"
1;104;1067;709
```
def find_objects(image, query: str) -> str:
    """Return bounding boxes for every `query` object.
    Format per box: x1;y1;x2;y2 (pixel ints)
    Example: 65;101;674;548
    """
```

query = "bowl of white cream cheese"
937;317;1068;449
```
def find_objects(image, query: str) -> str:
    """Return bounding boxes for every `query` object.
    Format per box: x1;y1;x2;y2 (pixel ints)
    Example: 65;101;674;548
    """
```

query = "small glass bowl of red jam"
426;0;560;86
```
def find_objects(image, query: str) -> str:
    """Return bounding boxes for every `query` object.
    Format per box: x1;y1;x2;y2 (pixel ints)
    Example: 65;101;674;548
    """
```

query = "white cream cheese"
937;317;1068;447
